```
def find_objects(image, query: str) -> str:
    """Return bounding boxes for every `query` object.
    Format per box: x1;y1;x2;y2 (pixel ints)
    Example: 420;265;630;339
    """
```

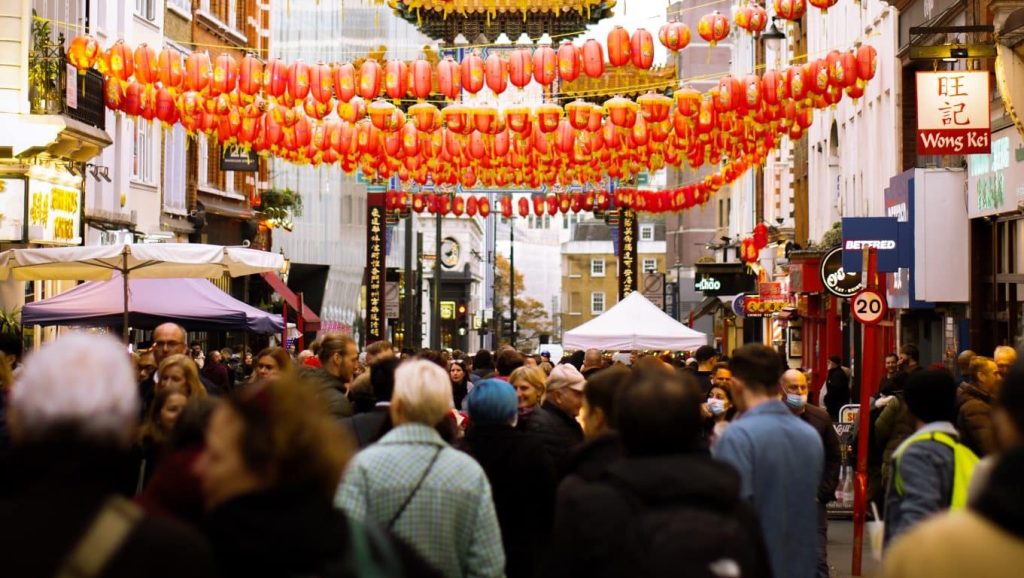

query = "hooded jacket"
520;400;584;474
882;446;1024;578
955;383;996;457
543;454;772;578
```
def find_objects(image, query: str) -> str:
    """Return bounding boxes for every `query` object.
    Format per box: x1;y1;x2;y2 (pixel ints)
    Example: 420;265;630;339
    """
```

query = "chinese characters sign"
966;126;1023;218
916;71;990;155
618;209;638;299
27;179;81;245
365;192;386;344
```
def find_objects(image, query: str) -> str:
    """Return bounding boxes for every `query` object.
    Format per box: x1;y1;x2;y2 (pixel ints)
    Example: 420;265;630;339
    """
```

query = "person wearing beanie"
521;364;586;475
884;369;978;545
459;380;556;578
824;355;851;421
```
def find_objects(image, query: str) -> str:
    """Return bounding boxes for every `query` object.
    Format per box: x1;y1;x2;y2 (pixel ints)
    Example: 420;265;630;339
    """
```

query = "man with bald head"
781;368;841;578
994;346;1018;380
141;322;221;414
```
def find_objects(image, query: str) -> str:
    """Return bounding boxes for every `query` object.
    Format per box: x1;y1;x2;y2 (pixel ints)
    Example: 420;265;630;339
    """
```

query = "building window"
135;0;156;20
643;258;657;273
591;259;605;277
226;0;238;29
640;223;655;241
130;119;154;183
163;124;187;211
167;0;191;14
591;292;605;314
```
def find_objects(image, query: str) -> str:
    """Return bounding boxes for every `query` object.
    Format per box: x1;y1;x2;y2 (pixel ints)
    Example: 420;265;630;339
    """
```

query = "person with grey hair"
995;346;1018;380
0;334;217;578
521;363;586;474
336;359;505;578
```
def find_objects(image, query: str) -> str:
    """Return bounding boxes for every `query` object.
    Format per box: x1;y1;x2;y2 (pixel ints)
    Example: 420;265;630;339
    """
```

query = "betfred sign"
916;71;990;155
841;217;901;273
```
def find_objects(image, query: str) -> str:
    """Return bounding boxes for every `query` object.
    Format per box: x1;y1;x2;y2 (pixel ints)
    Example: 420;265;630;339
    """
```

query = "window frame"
591;258;605;277
643;258;658;273
591;291;605;315
639;223;655;242
162;123;188;212
134;0;156;21
129;118;155;184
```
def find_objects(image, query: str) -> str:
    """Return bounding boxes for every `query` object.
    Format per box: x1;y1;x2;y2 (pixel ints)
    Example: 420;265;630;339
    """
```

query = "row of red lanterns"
739;223;771;263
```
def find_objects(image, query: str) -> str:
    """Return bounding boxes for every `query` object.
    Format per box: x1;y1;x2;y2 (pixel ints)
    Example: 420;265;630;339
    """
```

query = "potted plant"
28;12;61;114
257;188;303;231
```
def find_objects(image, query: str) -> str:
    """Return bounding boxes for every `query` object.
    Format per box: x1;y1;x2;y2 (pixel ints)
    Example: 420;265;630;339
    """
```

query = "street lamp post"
510;218;517;348
431;206;442;350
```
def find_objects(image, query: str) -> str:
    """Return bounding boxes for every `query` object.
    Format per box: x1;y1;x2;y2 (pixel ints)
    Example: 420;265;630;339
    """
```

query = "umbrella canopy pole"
122;248;130;343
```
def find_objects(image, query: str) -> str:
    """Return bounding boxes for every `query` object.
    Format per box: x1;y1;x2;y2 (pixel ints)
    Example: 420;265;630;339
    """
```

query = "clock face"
441;237;460;269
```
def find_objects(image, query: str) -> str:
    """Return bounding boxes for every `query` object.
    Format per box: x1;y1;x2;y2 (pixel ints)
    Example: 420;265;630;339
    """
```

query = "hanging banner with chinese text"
618;208;638;299
365;189;387;344
916;71;990;155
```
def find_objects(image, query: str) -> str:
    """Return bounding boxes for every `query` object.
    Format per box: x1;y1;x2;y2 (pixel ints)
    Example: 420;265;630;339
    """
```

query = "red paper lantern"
478;196;491;218
409;101;439;132
501;195;513;218
630;28;655;69
121;81;142;116
558;42;581;82
582;39;605;78
856;45;878;82
698;12;730;46
410;59;432;99
337;96;366;123
67;35;101;72
106;41;134;82
533;45;557;86
810;0;838;12
333;62;356;102
211;53;238;96
638;92;672;122
787;65;808;101
846;79;866;100
263;58;287;97
659;21;691;52
237;55;262;95
103;78;124;110
183;52;211;93
606;97;637;128
774;0;807;21
607;26;631;66
536;103;562;133
546;194;558;216
437;57;461;99
753;223;769;249
742;74;762;109
485;53;508;94
382;60;407;100
133;43;159;84
158;48;183;89
461;52;485;94
518;196;530;217
358;60;382;100
307;62;332;103
453;195;466;217
509;49;533;88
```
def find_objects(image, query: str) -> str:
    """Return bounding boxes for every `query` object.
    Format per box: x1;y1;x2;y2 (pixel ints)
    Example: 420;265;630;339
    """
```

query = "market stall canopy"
0;243;282;282
0;243;284;341
22;275;284;334
563;291;709;351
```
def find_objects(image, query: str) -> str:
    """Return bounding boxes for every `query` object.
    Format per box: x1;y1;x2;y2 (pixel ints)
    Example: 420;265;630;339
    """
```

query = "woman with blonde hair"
157;354;207;398
509;365;547;417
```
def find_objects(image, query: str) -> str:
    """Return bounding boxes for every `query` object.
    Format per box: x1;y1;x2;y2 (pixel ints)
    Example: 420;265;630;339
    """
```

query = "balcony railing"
28;29;105;130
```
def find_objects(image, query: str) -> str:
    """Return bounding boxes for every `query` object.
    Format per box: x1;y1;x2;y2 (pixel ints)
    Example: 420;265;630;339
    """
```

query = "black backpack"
607;480;767;578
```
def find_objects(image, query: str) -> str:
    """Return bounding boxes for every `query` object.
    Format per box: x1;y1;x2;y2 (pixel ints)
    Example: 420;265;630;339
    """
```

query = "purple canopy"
22;275;284;334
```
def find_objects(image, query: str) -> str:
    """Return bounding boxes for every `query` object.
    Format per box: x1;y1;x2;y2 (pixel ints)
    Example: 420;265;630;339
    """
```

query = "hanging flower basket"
257;188;303;230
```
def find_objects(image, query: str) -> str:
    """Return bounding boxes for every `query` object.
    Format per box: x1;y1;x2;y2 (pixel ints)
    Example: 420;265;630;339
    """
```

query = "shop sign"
220;144;259;172
440;301;456;320
759;282;784;301
743;295;790;317
916;71;990;155
819;247;863;299
731;295;747;317
693;267;757;296
0;178;27;242
27;179;81;245
618;208;638;299
841;217;901;273
365;190;386;343
966;126;1023;218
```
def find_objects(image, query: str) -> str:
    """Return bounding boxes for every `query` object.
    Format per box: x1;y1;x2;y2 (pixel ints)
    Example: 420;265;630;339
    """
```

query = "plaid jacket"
336;423;506;578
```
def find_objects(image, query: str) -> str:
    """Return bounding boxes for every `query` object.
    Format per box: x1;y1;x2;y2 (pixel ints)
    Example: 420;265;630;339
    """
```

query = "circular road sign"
851;289;887;325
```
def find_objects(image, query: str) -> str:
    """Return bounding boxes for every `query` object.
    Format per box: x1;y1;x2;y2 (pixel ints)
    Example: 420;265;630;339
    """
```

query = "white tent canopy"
563;291;709;351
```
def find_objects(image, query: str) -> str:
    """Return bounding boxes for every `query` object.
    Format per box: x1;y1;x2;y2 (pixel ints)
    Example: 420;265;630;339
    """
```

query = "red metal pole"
852;248;881;576
282;301;288;352
297;292;305;352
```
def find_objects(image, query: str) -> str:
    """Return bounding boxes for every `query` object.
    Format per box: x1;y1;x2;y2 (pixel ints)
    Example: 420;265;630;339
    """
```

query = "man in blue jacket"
714;344;824;578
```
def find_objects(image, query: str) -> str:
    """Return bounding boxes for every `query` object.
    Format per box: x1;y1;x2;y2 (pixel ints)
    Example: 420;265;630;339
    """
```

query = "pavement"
826;519;882;578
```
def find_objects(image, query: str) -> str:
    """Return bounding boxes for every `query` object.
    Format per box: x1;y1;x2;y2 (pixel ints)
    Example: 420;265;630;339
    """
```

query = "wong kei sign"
916;71;990;155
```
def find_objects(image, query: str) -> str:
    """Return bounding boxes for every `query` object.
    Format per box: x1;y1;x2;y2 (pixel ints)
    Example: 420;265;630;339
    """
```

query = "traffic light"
457;301;469;336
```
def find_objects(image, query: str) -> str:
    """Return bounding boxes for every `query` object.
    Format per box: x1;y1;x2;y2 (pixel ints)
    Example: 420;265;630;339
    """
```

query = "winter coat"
798;404;842;504
883;422;959;545
876;393;916;485
883;446;1024;578
342;406;392;449
459;423;556;578
955;383;996;457
543;453;773;578
0;442;217;578
560;432;624;490
204;486;442;578
135;447;206;528
300;367;354;420
824;366;851;420
520;401;584;474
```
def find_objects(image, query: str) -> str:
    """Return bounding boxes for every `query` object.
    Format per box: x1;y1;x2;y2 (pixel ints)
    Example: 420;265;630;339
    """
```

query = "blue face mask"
707;398;727;416
785;393;808;410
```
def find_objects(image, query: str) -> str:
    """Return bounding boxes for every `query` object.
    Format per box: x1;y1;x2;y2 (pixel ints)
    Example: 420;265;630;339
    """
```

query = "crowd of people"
0;322;1022;578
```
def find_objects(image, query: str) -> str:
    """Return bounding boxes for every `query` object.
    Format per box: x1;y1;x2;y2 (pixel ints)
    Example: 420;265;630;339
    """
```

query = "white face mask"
707;398;727;416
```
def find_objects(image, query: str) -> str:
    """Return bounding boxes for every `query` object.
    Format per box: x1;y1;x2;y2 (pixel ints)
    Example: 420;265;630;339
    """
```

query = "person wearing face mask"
703;379;737;447
781;369;841;578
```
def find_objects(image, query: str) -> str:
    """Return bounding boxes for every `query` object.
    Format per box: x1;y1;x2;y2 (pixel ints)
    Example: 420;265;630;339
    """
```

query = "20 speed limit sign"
852;289;887;325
